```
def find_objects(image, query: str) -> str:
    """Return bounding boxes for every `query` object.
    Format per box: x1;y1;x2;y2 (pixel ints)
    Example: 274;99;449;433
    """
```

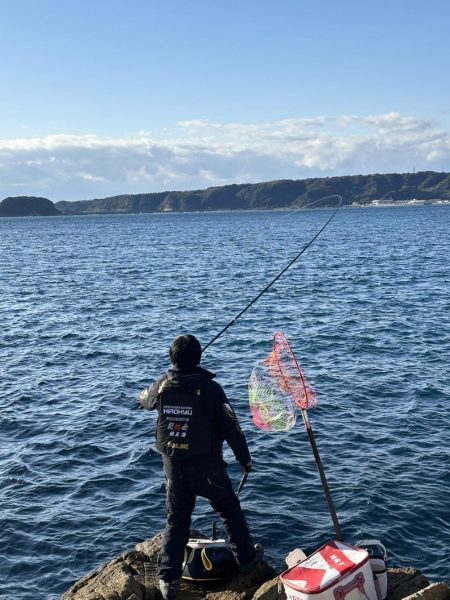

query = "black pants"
158;461;255;583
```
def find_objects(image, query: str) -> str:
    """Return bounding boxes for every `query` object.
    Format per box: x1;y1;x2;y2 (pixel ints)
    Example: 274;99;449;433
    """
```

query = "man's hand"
139;388;149;403
242;461;252;474
138;388;150;409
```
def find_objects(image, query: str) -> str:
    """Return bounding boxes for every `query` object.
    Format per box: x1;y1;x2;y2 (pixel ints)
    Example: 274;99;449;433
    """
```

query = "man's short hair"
169;335;202;369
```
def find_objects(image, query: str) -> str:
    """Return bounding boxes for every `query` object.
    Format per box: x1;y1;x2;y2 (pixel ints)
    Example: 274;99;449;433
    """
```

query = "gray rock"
388;568;431;600
62;533;276;600
62;536;449;600
402;583;450;600
252;577;285;600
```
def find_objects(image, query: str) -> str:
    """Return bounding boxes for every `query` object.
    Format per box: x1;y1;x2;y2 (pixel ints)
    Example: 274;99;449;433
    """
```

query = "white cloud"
0;113;449;201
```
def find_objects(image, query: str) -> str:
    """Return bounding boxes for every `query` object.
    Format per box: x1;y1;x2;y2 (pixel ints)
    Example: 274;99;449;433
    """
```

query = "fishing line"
202;195;343;353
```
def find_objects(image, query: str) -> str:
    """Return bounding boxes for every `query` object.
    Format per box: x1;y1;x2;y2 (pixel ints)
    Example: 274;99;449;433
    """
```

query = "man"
139;334;263;600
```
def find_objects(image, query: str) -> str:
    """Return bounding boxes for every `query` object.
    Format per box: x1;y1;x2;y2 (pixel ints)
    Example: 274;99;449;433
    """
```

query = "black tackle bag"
182;538;237;583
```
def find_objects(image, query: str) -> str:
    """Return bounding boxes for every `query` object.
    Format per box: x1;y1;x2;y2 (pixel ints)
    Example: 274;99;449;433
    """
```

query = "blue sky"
1;0;450;200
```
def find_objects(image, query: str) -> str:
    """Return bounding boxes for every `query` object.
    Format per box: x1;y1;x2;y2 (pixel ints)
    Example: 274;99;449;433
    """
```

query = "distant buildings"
351;198;450;207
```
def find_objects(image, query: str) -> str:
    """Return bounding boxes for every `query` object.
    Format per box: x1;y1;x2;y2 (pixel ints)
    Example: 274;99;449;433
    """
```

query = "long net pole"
273;331;344;541
300;409;344;541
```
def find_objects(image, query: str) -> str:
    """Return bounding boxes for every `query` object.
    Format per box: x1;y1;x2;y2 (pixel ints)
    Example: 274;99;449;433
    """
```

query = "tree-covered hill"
0;196;61;217
54;171;450;214
3;171;449;216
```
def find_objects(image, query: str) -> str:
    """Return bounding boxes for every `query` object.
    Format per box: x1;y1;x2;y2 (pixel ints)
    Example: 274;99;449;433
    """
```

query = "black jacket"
140;366;251;470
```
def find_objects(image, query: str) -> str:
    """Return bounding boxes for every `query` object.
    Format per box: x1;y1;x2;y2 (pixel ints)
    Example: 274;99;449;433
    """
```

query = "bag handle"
333;572;371;600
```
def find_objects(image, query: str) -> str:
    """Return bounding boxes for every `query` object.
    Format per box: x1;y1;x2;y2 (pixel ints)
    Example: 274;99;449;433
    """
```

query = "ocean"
1;206;449;599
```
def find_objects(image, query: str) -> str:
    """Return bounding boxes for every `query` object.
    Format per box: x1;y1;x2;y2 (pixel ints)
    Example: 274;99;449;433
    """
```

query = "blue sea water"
1;206;449;599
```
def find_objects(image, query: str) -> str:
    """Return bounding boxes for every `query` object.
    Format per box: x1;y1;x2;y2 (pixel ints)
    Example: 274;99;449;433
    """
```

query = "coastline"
1;201;450;219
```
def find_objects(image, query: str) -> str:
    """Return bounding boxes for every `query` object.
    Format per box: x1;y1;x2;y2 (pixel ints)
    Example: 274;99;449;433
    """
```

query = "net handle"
300;409;344;541
273;331;344;541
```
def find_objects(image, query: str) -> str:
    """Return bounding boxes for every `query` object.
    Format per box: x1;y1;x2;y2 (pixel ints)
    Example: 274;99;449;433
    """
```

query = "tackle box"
280;540;378;600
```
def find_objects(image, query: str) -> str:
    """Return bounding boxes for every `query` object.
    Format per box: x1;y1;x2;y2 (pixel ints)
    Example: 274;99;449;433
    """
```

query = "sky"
1;0;450;201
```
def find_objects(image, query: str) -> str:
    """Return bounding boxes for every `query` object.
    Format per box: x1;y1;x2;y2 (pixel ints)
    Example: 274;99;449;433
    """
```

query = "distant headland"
0;196;61;217
1;171;450;216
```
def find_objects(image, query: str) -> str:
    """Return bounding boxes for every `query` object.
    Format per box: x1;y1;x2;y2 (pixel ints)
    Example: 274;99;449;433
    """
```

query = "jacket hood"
166;365;216;392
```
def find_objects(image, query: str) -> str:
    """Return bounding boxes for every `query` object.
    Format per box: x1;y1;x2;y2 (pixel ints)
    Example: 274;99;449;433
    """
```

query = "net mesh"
269;332;318;410
248;332;317;431
249;360;297;431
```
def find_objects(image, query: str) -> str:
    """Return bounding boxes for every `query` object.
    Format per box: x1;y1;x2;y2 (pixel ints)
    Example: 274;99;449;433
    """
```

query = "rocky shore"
62;533;449;600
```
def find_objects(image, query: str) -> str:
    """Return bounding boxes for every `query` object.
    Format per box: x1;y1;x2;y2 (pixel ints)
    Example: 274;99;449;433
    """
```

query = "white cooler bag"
356;539;388;600
281;540;378;600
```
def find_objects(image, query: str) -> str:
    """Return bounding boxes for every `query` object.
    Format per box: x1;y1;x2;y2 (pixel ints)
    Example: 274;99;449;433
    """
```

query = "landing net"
268;332;318;410
247;332;343;540
248;332;317;431
249;360;297;431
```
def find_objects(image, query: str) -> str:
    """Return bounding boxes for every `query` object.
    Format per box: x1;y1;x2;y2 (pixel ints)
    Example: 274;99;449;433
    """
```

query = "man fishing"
139;334;263;600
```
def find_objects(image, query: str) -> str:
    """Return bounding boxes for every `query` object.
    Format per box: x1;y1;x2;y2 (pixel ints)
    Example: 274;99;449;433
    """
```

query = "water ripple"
1;207;449;599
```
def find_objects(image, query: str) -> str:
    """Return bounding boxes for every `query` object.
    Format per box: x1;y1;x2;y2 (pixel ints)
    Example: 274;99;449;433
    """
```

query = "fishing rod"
202;195;343;353
211;471;248;540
